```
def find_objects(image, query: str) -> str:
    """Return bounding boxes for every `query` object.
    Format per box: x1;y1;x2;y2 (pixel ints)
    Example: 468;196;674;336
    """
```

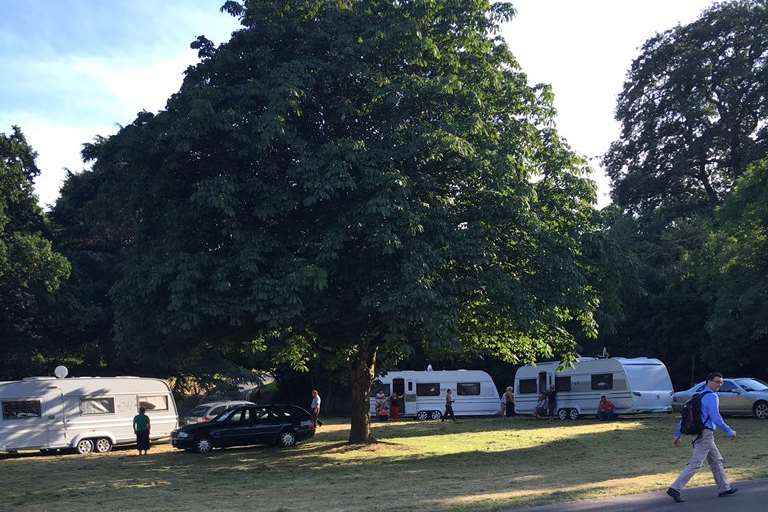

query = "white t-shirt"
311;395;321;410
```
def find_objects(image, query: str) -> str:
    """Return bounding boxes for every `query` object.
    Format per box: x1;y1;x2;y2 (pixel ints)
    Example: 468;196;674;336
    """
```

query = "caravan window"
80;397;115;415
518;379;537;394
416;383;440;396
2;400;42;419
138;396;168;411
457;383;481;396
591;374;614;391
555;376;571;392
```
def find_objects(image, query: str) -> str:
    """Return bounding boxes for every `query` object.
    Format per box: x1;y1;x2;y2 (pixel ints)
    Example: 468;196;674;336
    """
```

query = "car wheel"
568;409;579;421
557;409;569;421
416;410;429;421
278;430;297;448
95;438;113;453
195;437;213;454
430;410;442;421
76;439;94;455
753;401;768;420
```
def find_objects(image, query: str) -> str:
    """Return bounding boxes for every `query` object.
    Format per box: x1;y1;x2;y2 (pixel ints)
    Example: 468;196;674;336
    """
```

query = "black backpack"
680;390;711;435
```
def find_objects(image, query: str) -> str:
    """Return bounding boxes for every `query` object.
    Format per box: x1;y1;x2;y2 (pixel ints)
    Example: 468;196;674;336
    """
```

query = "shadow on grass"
7;415;760;512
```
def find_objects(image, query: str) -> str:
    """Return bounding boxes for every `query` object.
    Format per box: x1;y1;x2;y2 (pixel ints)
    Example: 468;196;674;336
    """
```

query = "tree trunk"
349;343;377;443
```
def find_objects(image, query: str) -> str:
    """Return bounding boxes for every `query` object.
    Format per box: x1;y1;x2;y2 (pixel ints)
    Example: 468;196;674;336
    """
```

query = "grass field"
2;415;767;512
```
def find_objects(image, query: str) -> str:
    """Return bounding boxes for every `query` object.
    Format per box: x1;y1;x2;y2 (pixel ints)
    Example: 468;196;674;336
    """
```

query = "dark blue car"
171;404;316;454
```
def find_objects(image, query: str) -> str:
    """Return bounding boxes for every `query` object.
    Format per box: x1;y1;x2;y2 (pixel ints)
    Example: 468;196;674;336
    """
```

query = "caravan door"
44;389;67;448
538;372;549;394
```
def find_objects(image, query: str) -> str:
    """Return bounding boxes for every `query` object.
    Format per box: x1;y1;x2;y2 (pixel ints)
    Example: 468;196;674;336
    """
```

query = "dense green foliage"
52;0;599;441
700;159;768;370
605;0;768;225
600;0;768;385
0;127;71;378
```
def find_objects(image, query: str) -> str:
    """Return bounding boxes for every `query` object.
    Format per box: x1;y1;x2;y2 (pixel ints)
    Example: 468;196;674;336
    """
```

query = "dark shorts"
136;430;150;450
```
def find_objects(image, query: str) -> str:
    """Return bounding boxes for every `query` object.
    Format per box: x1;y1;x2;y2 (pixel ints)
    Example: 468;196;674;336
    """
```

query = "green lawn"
2;415;767;511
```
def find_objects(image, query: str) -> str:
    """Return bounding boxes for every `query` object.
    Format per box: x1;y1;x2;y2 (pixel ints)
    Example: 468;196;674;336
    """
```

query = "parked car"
171;404;315;454
672;378;768;419
182;400;254;425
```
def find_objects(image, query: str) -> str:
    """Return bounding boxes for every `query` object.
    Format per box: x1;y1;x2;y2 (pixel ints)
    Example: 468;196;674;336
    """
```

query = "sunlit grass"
1;415;766;511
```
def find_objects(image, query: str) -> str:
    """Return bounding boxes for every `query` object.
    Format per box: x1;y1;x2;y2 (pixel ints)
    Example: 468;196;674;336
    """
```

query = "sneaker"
666;488;685;503
718;487;738;497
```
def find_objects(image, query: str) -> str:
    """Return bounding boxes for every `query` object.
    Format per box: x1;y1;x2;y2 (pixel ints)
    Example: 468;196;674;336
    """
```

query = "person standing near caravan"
442;389;457;422
666;372;737;503
133;407;151;455
310;389;323;427
546;385;557;419
501;386;515;417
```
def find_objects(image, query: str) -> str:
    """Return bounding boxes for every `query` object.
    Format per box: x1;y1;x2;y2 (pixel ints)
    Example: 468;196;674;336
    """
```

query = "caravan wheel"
568;409;579;421
557;409;569;421
430;410;442;421
416;411;429;421
95;438;113;453
76;439;94;455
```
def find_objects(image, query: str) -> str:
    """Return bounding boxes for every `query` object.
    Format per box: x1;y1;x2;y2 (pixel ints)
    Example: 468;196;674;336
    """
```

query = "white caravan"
369;370;500;420
0;375;178;454
514;357;673;420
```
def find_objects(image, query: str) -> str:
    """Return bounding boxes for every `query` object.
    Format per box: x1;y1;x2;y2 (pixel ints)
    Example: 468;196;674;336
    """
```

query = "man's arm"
703;393;735;437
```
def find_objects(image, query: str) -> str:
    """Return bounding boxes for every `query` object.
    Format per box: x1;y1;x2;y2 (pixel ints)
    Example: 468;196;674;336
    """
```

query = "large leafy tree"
599;0;768;385
605;0;768;225
77;0;598;442
699;159;768;375
0;127;71;378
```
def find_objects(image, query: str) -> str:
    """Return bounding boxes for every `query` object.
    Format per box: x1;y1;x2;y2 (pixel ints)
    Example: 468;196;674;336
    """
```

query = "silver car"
672;378;768;419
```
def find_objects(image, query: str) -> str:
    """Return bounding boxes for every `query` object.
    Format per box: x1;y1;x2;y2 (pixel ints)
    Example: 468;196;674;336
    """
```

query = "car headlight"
176;431;190;439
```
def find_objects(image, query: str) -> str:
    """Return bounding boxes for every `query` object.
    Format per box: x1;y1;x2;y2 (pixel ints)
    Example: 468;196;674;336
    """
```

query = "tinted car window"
209;406;226;417
719;381;738;392
190;406;209;416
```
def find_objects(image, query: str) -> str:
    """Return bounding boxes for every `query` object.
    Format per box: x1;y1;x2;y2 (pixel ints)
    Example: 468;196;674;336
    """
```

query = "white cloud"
70;52;198;115
0;115;113;208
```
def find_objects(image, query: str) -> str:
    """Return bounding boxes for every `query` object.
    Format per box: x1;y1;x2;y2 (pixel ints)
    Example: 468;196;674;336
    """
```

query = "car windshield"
189;406;210;417
734;379;768;392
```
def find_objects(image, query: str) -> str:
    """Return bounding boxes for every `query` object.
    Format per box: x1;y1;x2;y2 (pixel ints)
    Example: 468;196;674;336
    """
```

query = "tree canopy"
67;0;599;441
0;127;71;378
605;0;768;225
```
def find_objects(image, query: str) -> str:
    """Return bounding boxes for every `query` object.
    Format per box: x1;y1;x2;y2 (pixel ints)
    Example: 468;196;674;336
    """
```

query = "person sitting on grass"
597;395;618;420
534;393;548;418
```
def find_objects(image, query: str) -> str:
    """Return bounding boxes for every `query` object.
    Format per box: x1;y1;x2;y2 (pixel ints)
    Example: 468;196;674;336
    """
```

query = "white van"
369;370;500;420
514;357;673;420
0;375;178;454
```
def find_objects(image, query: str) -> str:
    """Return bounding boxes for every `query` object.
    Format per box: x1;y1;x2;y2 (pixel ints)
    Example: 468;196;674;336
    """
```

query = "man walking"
667;372;738;503
310;389;323;427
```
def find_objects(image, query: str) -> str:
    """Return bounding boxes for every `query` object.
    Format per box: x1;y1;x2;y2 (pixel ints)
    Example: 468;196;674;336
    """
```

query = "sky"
1;0;721;209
